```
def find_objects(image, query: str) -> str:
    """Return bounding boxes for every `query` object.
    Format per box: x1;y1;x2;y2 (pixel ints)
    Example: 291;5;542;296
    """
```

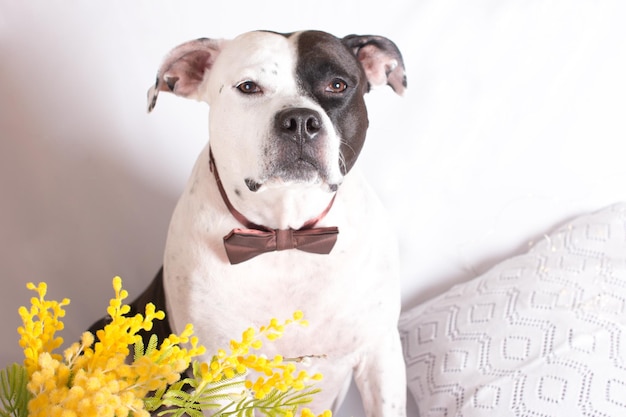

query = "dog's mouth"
245;158;340;193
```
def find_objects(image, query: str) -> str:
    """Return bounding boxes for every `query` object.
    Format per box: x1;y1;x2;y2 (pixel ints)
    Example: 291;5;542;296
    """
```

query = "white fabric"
400;203;626;416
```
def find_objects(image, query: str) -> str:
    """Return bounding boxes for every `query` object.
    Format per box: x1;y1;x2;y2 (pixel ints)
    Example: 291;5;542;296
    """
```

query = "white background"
1;1;625;415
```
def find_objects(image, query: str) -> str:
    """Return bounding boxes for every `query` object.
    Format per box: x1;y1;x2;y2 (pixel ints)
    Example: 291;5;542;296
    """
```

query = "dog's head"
148;30;405;194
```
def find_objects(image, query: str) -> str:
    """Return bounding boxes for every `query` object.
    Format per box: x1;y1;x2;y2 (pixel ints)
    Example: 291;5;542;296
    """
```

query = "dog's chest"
163;164;399;358
169;224;394;331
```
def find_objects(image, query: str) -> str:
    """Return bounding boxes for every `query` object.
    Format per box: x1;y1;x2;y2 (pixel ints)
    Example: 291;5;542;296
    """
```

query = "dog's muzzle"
245;107;337;193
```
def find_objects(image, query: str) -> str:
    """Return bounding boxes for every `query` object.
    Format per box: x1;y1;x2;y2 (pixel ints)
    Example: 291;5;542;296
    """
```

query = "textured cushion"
400;203;626;416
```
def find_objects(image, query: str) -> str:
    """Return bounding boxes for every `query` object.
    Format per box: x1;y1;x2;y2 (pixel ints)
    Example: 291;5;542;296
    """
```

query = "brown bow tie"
210;149;339;265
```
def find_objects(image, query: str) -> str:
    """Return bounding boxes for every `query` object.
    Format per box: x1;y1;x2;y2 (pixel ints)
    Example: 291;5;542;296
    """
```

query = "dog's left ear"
147;38;226;112
343;35;407;95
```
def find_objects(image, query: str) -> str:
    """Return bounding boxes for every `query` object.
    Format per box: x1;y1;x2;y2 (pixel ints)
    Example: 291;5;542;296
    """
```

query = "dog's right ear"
343;34;407;96
147;38;225;112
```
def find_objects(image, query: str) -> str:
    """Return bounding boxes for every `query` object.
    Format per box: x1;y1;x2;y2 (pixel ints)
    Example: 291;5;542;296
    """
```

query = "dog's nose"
275;108;323;144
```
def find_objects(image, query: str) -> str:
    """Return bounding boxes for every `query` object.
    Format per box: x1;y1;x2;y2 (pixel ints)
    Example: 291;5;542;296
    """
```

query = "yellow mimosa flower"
18;277;205;417
11;280;330;417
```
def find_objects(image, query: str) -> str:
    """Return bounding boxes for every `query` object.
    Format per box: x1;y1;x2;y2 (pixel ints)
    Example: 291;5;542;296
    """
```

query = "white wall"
1;1;625;415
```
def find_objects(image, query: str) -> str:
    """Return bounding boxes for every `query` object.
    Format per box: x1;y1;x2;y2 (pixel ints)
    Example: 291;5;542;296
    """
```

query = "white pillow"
400;203;626;416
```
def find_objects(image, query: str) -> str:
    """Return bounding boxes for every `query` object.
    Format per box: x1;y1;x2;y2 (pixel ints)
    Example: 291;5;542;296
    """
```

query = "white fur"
161;31;406;416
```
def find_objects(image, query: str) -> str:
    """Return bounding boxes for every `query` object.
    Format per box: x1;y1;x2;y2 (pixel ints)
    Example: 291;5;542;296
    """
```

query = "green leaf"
134;334;159;362
214;384;319;417
146;334;159;356
0;363;31;417
134;337;145;361
142;357;323;417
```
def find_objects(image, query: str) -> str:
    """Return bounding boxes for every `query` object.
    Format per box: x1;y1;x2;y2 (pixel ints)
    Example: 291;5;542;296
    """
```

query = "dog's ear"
343;35;407;95
147;38;225;112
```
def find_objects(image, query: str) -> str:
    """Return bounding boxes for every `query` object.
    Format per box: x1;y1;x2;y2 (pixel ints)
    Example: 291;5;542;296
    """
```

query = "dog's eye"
325;78;348;93
236;81;262;94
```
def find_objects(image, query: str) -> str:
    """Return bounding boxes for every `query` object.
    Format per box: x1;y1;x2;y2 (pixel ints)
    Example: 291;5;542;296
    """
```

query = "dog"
97;30;407;416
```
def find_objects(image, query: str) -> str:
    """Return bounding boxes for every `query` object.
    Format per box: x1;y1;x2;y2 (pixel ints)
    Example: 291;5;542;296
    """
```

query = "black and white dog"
95;30;407;416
